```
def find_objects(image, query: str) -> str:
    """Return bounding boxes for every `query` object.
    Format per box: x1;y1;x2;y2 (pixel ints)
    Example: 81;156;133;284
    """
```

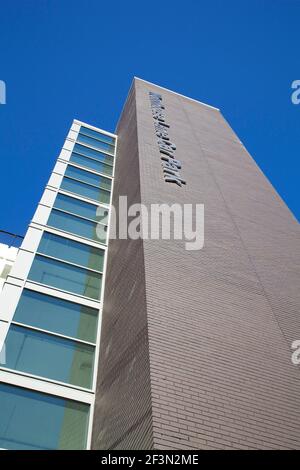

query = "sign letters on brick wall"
149;92;186;187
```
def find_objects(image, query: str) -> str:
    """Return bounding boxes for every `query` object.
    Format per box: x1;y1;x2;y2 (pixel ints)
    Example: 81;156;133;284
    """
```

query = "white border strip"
134;76;220;110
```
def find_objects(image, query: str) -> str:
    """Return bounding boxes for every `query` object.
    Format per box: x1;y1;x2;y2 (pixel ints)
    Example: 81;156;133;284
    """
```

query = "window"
37;232;104;272
3;325;95;389
73;143;114;166
61;177;111;204
77;133;114;155
70;152;113;177
28;255;102;300
53;193;108;223
47;210;107;244
65;165;112;191
0;383;89;449
79;126;115;145
13;289;98;342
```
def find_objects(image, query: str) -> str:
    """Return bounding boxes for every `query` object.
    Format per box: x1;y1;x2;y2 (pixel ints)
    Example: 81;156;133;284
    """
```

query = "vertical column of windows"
0;124;117;449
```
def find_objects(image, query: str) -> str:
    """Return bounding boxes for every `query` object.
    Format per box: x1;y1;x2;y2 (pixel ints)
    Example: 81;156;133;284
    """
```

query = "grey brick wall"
91;86;153;450
92;78;300;450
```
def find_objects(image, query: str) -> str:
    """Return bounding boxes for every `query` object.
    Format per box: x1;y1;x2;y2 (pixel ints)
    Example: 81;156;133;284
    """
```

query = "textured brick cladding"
91;87;153;450
93;79;300;450
134;79;300;450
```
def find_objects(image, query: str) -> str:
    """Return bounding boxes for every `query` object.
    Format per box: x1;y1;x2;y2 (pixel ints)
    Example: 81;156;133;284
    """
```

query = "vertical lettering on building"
149;92;186;187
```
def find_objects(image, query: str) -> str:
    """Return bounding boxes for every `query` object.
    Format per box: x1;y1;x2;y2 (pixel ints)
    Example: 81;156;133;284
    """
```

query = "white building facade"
0;120;116;449
0;242;19;293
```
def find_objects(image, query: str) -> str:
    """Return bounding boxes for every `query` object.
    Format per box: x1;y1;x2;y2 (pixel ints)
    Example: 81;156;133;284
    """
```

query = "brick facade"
92;78;300;450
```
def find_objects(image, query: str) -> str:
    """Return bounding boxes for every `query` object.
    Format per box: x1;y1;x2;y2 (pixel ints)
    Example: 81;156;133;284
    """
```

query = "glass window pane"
3;325;94;389
38;232;104;271
0;383;89;449
79;126;115;144
77;133;114;155
61;177;111;204
28;255;102;300
65;165;112;191
13;289;98;343
47;210;107;244
73;143;114;165
70;153;113;176
54;193;108;223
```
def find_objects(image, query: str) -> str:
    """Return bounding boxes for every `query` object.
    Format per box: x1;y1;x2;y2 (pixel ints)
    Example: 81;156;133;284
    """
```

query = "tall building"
0;122;117;450
0;78;299;450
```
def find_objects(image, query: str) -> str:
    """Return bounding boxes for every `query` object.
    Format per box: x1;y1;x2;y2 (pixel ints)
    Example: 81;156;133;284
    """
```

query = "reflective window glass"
28;255;102;300
79;126;115;145
73;143;114;165
70;153;113;176
0;383;89;449
54;193;108;223
61;177;111;204
13;289;98;342
38;232;104;271
47;210;107;244
65;165;112;191
3;325;94;388
77;134;114;155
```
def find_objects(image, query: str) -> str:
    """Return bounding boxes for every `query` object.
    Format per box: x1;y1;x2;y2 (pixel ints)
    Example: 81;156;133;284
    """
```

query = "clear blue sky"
0;0;299;236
